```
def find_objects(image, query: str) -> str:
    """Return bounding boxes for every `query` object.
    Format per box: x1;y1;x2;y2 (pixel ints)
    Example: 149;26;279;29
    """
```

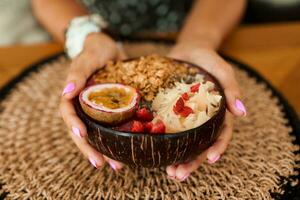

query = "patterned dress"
80;0;194;36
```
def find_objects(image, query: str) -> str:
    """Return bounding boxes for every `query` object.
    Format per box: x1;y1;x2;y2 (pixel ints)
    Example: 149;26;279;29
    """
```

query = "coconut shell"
75;58;226;168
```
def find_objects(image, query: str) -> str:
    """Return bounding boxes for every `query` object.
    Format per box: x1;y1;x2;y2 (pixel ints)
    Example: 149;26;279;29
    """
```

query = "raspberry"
190;83;201;93
136;107;154;121
131;120;144;132
144;122;153;132
113;121;133;132
150;120;166;134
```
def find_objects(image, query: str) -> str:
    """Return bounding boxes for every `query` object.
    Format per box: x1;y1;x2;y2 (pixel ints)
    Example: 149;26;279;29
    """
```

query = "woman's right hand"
60;32;126;170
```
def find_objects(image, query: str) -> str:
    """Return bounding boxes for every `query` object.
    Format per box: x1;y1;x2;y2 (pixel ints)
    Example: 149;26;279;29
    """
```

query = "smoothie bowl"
75;55;226;168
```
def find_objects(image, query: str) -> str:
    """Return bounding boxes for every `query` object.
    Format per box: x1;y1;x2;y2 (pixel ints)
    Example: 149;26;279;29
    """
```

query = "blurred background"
0;0;300;45
0;0;299;114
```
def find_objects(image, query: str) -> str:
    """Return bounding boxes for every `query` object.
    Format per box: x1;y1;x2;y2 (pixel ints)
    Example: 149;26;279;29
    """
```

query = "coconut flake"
152;79;222;133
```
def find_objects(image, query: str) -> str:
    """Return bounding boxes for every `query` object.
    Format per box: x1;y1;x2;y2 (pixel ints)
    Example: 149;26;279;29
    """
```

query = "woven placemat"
0;42;299;200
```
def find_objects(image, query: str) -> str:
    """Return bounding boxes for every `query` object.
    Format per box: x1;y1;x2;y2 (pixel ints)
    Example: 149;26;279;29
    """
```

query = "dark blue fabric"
80;0;193;35
80;0;300;35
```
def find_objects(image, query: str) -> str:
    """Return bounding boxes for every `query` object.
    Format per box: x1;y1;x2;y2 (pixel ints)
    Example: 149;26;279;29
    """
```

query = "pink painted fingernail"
235;99;247;116
109;162;117;171
62;83;75;96
178;173;190;182
72;126;82;138
208;154;220;164
89;157;98;168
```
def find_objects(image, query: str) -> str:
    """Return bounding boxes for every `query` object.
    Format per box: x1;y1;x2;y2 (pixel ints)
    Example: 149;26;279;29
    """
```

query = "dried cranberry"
173;97;184;115
179;106;194;117
181;92;189;101
190;83;201;93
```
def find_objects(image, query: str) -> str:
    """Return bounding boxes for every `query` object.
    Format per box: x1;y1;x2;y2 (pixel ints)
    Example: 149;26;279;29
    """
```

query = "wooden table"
0;22;299;115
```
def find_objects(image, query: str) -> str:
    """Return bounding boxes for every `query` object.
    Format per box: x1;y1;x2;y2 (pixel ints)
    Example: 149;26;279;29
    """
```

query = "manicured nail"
207;154;220;164
62;83;75;96
72;126;81;138
109;162;117;171
235;99;247;116
178;173;190;182
89;157;98;168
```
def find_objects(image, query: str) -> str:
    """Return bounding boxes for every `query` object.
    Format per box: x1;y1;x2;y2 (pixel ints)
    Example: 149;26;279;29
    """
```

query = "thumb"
207;112;233;163
62;53;100;99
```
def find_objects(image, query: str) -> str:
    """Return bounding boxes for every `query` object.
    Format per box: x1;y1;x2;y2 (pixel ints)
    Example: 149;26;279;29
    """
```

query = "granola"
92;54;197;101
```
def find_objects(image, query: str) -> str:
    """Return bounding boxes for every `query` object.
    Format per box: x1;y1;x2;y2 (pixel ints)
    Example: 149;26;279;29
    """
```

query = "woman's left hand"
166;42;246;181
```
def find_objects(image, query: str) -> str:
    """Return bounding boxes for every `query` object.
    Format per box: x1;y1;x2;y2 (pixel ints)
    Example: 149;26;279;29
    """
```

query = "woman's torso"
81;0;300;37
80;0;193;36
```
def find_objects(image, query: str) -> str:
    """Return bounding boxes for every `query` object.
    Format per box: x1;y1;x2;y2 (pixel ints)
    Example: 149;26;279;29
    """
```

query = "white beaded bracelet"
65;14;107;59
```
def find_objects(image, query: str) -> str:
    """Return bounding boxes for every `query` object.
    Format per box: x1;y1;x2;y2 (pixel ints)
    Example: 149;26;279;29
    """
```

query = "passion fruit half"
79;83;140;125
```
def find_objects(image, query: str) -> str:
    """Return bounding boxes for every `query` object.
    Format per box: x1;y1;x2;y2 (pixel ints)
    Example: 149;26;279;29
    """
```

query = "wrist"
82;32;119;61
85;32;111;45
170;37;218;61
84;32;115;51
65;14;107;59
176;30;221;51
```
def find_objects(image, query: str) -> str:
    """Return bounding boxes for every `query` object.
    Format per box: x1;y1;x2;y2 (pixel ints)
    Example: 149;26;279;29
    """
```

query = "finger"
207;112;233;163
208;59;245;117
103;156;124;171
60;98;87;137
166;165;178;179
174;151;207;182
193;52;246;117
62;53;100;99
225;88;246;117
69;129;105;169
60;98;105;168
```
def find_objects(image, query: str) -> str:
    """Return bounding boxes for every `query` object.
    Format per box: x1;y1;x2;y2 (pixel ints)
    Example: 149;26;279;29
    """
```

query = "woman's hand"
166;42;246;181
60;33;126;170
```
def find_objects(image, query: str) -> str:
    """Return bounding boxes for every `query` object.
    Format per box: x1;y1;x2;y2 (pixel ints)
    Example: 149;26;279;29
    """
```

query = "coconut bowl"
75;58;226;168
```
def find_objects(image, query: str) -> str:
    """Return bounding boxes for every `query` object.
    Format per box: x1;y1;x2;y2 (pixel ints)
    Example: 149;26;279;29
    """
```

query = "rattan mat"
0;43;299;200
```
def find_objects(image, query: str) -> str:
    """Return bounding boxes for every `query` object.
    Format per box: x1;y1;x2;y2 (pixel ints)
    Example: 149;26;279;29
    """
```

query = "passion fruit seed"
88;87;133;109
